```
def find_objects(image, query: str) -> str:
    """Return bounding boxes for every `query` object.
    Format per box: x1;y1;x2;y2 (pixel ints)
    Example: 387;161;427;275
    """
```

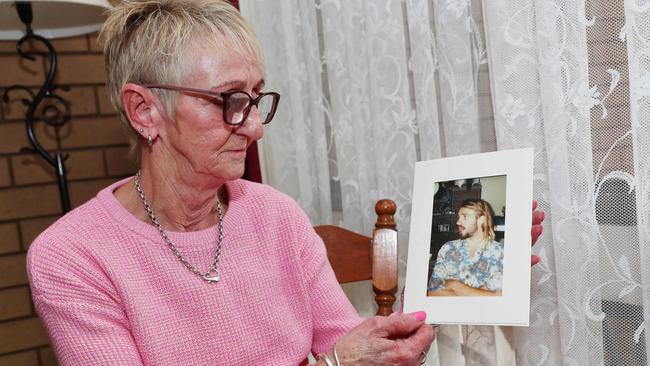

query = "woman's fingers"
531;201;545;266
531;255;540;266
336;312;435;365
531;204;544;249
377;312;427;338
531;224;543;245
532;210;545;225
381;315;435;365
408;322;436;345
392;323;436;365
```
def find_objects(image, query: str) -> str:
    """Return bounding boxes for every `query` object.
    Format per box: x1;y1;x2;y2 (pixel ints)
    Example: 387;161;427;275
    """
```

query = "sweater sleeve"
27;237;144;366
302;229;364;355
287;208;364;355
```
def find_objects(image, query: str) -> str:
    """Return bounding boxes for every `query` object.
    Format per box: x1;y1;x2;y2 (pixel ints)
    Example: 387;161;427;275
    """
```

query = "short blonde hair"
99;0;263;151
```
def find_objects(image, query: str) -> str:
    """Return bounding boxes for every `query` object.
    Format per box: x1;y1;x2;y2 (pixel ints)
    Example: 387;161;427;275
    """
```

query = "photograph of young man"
427;198;503;296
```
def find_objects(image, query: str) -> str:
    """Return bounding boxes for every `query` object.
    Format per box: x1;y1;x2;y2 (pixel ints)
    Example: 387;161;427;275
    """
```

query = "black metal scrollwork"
1;2;71;213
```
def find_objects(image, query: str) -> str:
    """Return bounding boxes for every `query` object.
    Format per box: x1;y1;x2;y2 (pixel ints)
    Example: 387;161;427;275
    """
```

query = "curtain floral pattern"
241;0;650;365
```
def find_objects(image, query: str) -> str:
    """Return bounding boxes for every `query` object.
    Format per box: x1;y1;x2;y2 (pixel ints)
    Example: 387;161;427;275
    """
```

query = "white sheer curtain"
241;0;650;365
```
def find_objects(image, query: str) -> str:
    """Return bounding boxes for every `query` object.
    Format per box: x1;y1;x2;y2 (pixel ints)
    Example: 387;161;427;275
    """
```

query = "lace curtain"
240;0;650;365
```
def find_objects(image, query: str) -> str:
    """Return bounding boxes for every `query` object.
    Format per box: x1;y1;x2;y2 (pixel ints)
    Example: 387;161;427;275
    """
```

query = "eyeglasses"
143;84;280;125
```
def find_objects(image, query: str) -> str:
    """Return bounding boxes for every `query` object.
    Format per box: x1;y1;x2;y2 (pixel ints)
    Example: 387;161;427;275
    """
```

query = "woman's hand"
332;311;434;366
531;200;545;265
326;200;545;365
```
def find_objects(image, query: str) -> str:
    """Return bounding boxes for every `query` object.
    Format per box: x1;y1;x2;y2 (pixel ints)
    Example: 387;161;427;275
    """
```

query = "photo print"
404;148;533;326
427;175;507;297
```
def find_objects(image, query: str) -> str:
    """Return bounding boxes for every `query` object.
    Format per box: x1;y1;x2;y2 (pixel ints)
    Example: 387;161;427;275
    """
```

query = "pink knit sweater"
28;178;363;365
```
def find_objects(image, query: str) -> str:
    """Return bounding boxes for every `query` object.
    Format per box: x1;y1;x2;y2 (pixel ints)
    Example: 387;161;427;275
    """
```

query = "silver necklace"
134;170;224;283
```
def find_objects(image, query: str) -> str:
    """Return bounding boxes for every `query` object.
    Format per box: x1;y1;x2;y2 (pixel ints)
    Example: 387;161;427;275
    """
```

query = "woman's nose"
236;106;264;140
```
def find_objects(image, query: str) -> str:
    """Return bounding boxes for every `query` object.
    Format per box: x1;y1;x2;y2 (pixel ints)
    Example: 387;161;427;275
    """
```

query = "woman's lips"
227;148;247;157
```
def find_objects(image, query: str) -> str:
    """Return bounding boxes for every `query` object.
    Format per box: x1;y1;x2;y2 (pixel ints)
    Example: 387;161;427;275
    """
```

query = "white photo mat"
403;148;534;326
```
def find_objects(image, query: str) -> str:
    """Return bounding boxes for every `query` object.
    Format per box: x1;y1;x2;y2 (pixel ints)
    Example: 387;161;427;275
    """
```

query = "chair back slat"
314;225;372;284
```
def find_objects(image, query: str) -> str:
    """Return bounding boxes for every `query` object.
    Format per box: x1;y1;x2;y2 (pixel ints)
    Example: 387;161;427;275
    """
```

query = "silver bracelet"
317;353;335;366
333;342;341;365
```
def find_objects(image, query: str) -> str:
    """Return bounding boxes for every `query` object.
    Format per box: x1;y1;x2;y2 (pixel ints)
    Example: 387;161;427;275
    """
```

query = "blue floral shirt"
428;239;504;292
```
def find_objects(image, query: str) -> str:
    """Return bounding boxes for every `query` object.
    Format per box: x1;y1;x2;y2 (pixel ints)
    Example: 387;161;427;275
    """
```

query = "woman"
27;1;433;364
27;1;542;365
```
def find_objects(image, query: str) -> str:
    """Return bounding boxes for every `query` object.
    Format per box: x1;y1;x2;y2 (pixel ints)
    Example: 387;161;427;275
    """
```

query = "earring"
139;128;144;133
147;135;153;146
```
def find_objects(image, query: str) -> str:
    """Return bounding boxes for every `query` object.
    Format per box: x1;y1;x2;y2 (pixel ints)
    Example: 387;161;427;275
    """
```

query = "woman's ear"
121;83;163;140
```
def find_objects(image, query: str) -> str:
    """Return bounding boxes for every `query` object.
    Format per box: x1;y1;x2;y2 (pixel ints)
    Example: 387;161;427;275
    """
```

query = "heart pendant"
203;272;220;283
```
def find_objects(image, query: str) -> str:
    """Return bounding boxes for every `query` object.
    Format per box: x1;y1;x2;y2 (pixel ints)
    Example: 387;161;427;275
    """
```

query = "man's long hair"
460;198;496;241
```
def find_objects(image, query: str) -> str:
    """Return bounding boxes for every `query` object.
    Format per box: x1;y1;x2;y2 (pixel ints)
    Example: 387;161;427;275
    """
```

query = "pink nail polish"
408;311;427;321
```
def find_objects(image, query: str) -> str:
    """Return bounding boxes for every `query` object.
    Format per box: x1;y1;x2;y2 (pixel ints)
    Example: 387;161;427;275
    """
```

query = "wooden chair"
314;199;398;316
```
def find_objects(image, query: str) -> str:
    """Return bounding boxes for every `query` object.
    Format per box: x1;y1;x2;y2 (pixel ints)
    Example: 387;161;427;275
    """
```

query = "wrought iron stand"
2;2;72;213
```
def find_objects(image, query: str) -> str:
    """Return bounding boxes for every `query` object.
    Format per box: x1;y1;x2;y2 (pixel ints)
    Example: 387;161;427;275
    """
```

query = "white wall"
480;175;507;215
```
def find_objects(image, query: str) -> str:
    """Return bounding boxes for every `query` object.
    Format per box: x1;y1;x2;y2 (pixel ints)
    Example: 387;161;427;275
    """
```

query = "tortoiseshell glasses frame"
143;83;280;125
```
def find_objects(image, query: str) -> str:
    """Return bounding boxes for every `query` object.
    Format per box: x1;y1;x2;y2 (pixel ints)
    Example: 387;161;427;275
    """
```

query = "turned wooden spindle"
372;199;398;316
314;199;399;316
374;199;397;229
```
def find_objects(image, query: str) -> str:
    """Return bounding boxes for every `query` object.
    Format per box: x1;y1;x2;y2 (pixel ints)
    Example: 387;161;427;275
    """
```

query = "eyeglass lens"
226;92;276;124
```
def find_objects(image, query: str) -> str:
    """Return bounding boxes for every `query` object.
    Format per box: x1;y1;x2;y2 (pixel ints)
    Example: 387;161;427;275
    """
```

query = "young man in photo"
427;198;503;296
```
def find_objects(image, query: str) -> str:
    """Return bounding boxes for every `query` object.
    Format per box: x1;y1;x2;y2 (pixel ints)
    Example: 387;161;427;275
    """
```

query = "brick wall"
0;33;137;366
